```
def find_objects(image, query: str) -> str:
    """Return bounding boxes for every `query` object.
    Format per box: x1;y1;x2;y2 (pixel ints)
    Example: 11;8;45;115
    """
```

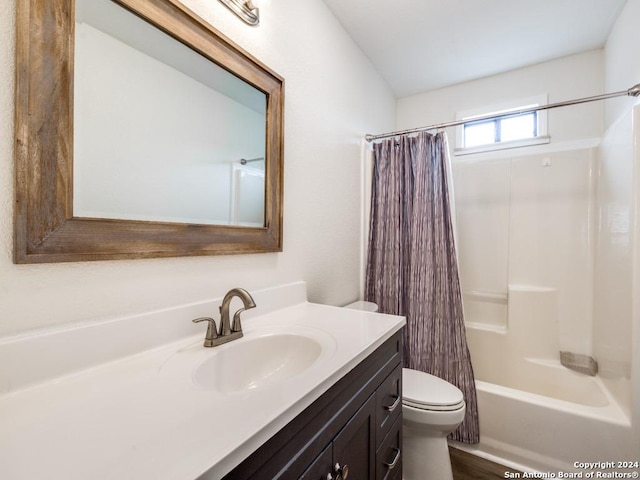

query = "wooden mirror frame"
14;0;284;264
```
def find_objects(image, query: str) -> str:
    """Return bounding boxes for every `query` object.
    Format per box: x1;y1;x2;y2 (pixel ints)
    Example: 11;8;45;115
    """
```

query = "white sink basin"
193;331;330;393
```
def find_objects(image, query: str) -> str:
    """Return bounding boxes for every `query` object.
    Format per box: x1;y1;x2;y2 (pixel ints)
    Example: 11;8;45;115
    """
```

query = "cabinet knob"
334;462;349;480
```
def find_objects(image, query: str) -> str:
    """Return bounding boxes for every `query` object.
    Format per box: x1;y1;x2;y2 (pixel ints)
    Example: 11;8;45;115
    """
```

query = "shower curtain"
365;131;479;443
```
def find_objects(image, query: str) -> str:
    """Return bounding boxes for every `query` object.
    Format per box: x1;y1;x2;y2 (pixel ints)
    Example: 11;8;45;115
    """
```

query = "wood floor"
450;446;523;480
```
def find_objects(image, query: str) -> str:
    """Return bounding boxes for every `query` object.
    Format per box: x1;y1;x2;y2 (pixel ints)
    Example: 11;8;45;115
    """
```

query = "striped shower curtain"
365;131;479;443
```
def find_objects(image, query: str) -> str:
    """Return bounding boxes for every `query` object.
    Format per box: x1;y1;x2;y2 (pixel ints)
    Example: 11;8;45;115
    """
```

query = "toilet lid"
402;368;465;411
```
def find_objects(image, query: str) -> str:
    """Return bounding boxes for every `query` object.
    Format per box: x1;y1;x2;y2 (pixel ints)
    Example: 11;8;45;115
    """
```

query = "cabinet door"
299;444;333;480
332;394;376;480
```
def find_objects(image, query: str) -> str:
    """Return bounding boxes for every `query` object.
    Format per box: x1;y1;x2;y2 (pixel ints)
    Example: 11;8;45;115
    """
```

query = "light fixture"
218;0;265;26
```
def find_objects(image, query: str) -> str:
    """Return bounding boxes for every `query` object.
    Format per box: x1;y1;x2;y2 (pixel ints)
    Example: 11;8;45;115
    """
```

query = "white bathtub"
454;323;633;473
453;376;632;473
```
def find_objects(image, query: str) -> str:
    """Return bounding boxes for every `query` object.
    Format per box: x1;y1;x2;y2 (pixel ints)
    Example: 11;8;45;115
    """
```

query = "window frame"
454;94;550;156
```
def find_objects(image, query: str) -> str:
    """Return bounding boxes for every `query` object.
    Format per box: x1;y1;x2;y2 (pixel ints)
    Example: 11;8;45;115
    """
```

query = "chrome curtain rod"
365;83;640;142
240;157;264;164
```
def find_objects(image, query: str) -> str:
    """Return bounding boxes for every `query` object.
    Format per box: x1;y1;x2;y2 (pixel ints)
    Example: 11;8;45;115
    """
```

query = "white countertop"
0;296;404;480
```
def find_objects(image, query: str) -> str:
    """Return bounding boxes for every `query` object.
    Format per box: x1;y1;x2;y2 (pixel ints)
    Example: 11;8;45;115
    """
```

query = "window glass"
463;112;538;148
455;95;548;155
464;121;495;148
500;112;536;142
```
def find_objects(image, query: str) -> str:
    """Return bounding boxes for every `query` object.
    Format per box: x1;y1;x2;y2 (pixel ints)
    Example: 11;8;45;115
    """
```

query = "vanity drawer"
376;364;402;446
376;415;402;480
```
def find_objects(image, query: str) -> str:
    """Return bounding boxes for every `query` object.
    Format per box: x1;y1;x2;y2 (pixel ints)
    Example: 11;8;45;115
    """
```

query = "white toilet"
344;301;466;480
402;368;466;480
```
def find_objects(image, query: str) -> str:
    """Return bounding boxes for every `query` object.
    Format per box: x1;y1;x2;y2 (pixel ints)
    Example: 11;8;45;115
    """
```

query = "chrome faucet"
192;288;256;347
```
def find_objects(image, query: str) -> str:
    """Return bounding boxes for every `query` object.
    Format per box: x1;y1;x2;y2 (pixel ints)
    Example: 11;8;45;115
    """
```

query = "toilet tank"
343;301;379;312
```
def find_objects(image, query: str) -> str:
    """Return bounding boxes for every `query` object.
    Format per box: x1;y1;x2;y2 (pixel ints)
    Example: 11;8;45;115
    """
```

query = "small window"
463;111;537;148
455;95;549;155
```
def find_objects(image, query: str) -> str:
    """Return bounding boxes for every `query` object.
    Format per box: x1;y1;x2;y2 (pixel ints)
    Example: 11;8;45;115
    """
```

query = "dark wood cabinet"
300;395;376;480
299;444;332;480
221;331;403;480
332;394;376;479
376;416;402;480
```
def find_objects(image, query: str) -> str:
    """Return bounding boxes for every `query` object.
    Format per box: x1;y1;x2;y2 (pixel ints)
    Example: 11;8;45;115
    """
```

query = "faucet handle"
192;317;219;347
231;309;246;332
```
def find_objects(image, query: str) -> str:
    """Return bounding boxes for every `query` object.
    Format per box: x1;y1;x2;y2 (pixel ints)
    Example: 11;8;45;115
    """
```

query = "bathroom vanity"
222;330;403;480
0;282;405;479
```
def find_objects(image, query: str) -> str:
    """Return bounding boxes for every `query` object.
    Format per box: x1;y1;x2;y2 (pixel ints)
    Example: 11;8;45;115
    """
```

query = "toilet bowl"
344;300;466;480
402;368;465;480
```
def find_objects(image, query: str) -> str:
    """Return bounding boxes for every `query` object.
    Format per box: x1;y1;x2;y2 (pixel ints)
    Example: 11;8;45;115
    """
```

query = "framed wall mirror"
14;0;284;264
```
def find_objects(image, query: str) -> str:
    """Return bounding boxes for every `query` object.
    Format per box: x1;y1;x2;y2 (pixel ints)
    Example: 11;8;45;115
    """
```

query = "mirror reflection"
74;0;267;226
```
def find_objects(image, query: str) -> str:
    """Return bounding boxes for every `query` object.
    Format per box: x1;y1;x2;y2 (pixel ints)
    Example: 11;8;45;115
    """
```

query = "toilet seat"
402;368;465;412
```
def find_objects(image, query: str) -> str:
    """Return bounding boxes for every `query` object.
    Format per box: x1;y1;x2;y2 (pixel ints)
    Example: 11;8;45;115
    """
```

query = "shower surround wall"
454;148;596;362
451;110;638;473
594;109;634;419
600;0;640;453
450;147;634;472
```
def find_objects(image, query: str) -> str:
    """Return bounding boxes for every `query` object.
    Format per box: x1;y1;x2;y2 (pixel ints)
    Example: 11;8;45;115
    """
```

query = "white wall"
597;0;640;445
603;0;640;129
0;0;396;337
398;49;604;150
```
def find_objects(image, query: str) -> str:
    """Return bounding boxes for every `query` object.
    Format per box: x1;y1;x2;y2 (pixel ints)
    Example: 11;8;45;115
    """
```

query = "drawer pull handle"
384;448;401;470
384;395;401;412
